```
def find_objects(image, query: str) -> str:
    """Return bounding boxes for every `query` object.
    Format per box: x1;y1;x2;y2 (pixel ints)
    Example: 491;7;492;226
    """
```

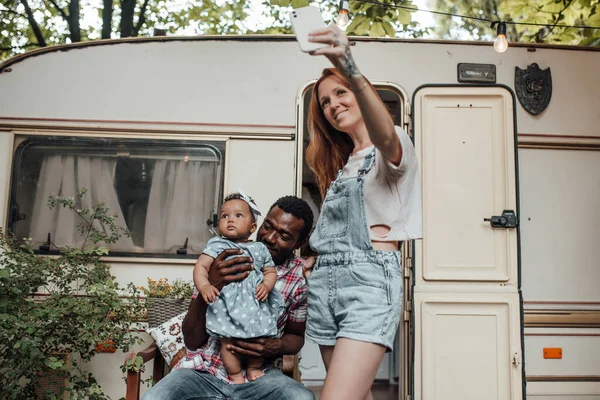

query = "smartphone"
289;6;329;53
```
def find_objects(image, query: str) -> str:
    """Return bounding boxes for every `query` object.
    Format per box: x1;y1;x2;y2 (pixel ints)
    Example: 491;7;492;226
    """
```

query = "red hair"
305;68;385;197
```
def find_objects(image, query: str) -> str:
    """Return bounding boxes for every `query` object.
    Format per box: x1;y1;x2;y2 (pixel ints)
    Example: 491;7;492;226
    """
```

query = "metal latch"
512;351;521;368
484;210;518;229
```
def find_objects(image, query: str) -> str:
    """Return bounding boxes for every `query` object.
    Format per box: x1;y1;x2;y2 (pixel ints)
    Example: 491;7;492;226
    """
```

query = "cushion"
146;311;186;366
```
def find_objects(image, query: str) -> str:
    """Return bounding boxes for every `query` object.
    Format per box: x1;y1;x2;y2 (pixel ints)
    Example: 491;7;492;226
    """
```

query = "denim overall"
305;149;403;350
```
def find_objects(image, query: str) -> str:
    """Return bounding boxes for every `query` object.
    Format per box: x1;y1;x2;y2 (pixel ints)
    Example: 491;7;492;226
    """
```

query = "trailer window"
8;137;224;258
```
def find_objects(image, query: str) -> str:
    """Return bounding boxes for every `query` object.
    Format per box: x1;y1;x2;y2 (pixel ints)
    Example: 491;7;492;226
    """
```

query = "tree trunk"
120;0;136;38
133;0;150;36
102;0;114;39
20;0;47;47
68;0;81;42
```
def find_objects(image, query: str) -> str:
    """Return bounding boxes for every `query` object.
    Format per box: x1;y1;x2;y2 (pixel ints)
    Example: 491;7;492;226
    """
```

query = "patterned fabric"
203;237;284;339
146;312;186;365
175;255;308;383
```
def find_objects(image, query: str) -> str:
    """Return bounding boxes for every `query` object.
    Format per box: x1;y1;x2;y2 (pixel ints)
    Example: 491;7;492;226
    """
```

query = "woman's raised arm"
309;25;402;165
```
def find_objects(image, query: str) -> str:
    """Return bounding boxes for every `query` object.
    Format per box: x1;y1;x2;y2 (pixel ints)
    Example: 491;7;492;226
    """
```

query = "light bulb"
493;21;508;53
494;34;508;53
336;10;349;28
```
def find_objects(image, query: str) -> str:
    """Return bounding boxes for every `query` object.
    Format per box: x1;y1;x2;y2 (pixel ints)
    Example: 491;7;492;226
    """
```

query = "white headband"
237;188;262;219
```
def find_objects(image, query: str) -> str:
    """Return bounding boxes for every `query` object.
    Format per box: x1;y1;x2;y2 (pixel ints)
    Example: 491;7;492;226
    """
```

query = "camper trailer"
1;35;599;399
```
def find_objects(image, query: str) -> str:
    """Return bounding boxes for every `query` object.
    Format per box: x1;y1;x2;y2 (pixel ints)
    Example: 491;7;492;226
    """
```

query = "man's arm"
182;294;210;350
182;248;254;350
226;320;306;358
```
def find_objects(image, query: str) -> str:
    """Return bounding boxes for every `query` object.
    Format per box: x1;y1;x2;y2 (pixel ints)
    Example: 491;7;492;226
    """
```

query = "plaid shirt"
175;255;308;383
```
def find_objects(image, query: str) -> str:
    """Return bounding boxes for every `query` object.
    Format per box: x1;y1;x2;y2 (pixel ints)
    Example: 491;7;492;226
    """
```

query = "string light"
336;0;350;29
492;21;508;53
336;0;600;45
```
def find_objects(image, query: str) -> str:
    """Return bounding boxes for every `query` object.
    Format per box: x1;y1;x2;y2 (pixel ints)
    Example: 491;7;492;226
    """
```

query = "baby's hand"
200;284;220;304
255;283;270;302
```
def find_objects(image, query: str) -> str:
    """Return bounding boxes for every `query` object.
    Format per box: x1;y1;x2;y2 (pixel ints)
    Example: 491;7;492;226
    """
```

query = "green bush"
0;189;146;399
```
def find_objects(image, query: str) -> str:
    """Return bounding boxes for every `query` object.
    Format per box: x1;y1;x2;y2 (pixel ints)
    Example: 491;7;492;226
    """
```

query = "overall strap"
357;148;376;177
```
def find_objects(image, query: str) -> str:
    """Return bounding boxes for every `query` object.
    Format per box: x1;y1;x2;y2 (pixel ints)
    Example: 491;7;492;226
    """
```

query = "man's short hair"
269;196;314;244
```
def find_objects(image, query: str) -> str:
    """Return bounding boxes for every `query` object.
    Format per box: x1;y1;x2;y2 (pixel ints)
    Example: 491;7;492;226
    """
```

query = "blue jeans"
142;368;315;400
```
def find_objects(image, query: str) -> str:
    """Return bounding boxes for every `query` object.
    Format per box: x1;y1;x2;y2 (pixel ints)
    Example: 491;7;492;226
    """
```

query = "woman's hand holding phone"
290;6;361;79
307;25;361;79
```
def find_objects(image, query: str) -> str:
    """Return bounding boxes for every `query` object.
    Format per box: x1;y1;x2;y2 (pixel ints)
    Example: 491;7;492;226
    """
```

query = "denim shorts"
305;250;403;351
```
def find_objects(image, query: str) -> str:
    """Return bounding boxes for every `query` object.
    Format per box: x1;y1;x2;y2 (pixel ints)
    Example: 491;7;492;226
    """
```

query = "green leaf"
370;21;386;37
354;19;372;35
382;20;396;37
397;9;413;25
291;0;309;8
270;0;291;6
587;11;600;25
346;14;369;33
541;2;565;13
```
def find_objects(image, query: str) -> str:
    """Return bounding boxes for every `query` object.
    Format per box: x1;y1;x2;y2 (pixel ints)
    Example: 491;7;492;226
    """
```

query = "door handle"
484;210;518;229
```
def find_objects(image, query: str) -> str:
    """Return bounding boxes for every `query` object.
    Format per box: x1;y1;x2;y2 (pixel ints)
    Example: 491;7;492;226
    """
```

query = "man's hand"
209;248;254;290
226;338;282;359
255;283;269;301
302;256;316;280
199;284;220;304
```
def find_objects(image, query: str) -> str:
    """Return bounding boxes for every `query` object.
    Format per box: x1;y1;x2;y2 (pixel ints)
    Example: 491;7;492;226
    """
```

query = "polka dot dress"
203;237;285;339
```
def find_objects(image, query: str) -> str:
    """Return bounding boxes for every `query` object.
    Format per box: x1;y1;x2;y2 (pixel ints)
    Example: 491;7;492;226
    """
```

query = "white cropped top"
339;126;423;242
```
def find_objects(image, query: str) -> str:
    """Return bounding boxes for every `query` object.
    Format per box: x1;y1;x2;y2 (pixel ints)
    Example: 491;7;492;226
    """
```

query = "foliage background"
1;0;598;62
0;190;145;398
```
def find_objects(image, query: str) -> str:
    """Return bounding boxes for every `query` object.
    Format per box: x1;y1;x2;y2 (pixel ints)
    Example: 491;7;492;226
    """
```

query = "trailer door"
411;85;524;400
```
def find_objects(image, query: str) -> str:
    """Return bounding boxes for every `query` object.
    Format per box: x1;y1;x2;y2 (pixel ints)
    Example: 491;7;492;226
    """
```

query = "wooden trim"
525;301;600;305
524;310;600;328
525;333;600;337
527;376;600;382
518;134;600;150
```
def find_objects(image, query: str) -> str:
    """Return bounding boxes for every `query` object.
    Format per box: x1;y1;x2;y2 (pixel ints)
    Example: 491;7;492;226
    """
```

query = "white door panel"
414;88;517;283
414;293;523;400
412;86;523;400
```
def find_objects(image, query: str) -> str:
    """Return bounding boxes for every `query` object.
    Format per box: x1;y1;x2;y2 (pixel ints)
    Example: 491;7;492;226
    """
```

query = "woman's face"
317;75;362;133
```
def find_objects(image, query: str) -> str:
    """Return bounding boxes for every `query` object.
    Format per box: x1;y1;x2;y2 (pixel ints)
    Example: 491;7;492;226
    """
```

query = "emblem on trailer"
515;63;552;115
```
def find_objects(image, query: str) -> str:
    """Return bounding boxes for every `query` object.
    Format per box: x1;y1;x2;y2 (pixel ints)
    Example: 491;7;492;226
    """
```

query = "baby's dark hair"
268;196;314;244
222;192;258;222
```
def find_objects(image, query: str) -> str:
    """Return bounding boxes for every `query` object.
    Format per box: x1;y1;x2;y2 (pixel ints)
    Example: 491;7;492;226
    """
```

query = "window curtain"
29;155;135;252
144;160;217;254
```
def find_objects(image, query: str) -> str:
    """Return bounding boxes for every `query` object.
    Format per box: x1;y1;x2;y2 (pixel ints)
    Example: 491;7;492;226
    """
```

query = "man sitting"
143;196;316;400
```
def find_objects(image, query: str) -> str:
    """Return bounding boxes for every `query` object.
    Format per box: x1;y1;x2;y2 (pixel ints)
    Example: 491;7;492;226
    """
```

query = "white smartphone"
289;6;329;53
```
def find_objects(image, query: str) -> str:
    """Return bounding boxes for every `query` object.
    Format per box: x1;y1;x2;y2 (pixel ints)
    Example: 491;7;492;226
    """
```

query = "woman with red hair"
303;25;423;400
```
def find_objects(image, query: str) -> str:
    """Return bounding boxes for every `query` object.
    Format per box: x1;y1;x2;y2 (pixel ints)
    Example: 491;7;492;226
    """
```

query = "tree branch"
133;0;150;36
19;0;47;47
45;0;69;21
547;0;574;35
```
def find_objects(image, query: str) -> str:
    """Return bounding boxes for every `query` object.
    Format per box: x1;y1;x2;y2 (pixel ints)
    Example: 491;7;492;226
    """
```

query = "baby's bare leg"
246;356;265;381
220;339;245;384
